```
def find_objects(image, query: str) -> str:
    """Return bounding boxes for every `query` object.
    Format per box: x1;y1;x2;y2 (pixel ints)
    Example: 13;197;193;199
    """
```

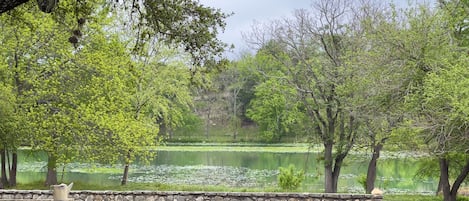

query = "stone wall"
0;190;383;201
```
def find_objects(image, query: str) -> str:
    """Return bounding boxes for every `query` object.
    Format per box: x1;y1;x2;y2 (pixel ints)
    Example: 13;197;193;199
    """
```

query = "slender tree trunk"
121;151;131;185
45;154;58;186
450;158;469;201
205;109;211;139
331;160;340;192
0;148;8;187
8;151;17;187
233;92;238;140
366;143;383;193
121;164;129;185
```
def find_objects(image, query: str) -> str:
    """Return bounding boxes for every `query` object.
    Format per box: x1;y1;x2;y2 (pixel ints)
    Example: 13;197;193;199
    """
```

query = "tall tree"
410;54;469;201
120;40;194;185
246;0;359;192
372;3;469;200
340;1;409;193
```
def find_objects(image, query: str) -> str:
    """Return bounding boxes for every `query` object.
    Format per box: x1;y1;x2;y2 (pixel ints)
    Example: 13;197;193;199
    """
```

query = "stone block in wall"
115;194;124;201
1;194;13;199
143;195;155;201
94;194;104;201
24;193;33;199
134;195;145;201
84;194;94;201
14;194;23;200
124;195;133;201
156;196;165;201
104;194;115;201
241;197;254;201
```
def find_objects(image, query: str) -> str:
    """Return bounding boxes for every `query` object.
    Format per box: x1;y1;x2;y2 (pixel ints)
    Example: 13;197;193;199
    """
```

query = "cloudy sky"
199;0;312;58
198;0;436;59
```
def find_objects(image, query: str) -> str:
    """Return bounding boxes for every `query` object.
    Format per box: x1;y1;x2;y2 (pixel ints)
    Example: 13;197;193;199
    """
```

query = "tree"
0;1;150;186
245;0;360;192
339;1;409;193
120;41;194;184
240;51;308;142
216;60;255;140
0;83;21;188
247;77;306;142
411;55;469;201
438;0;469;47
370;3;469;200
0;3;66;186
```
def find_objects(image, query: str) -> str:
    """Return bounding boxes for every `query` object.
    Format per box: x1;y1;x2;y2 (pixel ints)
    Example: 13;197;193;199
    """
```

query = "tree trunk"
331;159;341;192
121;163;129;185
45;154;57;186
205;109;211;139
439;157;469;201
0;148;8;187
8;151;17;187
366;143;383;193
324;142;335;193
233;93;238;140
121;151;131;185
450;158;469;201
439;158;456;201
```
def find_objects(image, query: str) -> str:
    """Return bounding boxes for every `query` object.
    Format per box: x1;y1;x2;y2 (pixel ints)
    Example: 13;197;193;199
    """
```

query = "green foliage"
357;174;367;192
0;0;199;184
247;78;306;142
141;0;231;66
277;164;304;191
173;112;204;138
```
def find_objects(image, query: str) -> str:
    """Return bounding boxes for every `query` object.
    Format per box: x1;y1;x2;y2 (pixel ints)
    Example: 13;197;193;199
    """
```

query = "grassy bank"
158;143;314;153
170;125;308;144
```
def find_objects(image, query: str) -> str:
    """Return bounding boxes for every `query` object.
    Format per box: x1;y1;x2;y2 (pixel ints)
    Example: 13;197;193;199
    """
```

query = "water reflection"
17;150;437;194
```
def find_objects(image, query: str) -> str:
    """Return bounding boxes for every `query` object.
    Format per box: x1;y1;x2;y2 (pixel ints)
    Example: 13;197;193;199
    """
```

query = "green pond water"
17;149;437;194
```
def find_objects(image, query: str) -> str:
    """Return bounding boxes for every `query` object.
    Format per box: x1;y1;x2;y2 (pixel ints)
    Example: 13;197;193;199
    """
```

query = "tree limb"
0;0;30;14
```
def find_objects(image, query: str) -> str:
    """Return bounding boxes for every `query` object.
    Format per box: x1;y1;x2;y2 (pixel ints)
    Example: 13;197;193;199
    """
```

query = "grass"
156;143;316;153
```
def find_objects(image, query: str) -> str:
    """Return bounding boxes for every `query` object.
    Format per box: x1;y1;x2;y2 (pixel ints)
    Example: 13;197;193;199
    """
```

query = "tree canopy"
0;0;231;70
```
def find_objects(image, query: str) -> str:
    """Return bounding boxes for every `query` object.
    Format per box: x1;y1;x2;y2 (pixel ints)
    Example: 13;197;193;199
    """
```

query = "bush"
278;164;304;190
357;174;367;192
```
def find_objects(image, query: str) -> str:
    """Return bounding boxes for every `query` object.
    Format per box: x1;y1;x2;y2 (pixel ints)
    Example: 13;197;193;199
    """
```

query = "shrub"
357;174;367;192
278;164;304;190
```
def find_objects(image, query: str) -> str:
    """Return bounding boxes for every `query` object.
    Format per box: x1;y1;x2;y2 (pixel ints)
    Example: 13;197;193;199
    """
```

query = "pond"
17;149;437;194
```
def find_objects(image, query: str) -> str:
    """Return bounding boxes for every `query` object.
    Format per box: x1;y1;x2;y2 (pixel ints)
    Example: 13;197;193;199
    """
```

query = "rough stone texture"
0;190;383;201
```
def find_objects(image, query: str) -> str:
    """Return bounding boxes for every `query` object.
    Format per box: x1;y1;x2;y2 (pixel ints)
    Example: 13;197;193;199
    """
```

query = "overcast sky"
198;0;436;59
199;0;312;58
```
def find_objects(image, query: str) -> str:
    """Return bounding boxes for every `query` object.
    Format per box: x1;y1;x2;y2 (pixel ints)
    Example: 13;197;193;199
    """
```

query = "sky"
199;0;313;58
198;0;437;59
